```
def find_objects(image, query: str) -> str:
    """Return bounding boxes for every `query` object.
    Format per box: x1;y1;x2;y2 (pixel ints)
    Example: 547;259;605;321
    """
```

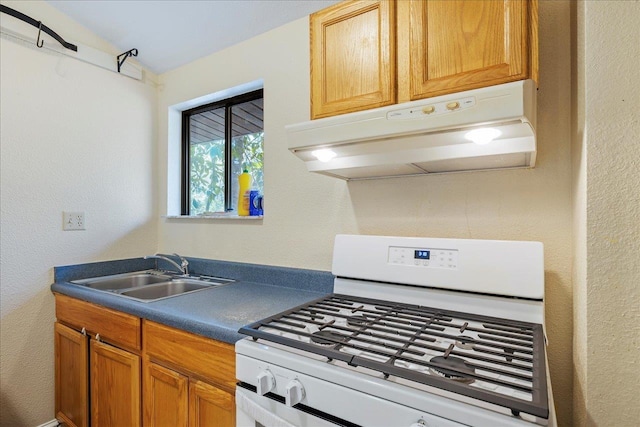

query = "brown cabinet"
143;320;236;427
54;295;236;427
310;0;396;119
188;379;235;427
55;295;142;427
90;340;141;427
55;322;89;427
310;0;538;119
143;361;188;427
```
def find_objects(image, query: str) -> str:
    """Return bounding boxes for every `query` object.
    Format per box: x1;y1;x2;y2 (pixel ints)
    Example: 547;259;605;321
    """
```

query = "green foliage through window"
182;90;263;215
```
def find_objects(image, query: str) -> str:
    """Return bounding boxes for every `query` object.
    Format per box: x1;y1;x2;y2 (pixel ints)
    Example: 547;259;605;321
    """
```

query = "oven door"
236;385;355;427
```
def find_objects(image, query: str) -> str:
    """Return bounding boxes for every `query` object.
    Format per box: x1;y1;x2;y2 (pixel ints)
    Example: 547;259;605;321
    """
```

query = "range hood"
286;80;537;180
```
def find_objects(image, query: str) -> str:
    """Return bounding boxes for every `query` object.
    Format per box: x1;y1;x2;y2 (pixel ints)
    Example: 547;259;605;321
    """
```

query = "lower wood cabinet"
143;320;236;427
91;339;141;427
55;322;89;427
143;360;235;427
54;294;236;427
54;322;141;427
189;379;235;427
144;361;188;427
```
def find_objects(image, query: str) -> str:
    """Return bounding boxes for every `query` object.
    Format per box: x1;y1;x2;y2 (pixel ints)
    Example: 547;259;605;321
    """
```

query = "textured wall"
156;2;574;424
573;1;640;425
0;2;158;426
571;1;588;425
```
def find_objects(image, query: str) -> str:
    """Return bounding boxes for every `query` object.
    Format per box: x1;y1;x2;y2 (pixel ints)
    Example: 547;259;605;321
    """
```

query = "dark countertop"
51;257;334;344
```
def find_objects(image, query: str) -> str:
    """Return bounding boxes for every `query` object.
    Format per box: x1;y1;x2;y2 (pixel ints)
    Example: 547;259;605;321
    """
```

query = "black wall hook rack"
117;48;138;73
0;4;77;51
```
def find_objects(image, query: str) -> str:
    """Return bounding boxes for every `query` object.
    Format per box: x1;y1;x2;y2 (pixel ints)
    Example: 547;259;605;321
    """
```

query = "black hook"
117;48;138;73
36;21;44;48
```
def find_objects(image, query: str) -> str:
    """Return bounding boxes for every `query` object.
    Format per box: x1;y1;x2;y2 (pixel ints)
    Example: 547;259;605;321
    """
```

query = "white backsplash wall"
156;2;573;425
0;2;158;425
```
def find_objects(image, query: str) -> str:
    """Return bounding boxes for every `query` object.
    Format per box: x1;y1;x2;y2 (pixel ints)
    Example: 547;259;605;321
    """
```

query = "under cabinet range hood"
286;80;537;180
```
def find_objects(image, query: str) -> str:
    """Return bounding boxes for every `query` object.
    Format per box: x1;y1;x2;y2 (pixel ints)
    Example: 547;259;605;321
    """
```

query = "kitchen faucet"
144;253;189;276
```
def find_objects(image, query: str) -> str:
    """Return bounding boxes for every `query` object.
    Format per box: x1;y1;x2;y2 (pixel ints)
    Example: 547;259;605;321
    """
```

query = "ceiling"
46;0;339;74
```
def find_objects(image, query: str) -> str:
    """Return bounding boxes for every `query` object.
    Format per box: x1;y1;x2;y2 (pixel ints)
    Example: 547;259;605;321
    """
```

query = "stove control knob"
285;379;305;406
256;370;276;396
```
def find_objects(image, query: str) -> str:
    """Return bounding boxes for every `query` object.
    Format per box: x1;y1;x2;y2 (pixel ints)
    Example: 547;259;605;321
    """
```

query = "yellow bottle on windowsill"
237;169;251;216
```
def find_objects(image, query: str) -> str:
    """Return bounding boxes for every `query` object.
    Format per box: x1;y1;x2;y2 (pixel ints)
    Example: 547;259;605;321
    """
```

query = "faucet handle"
173;253;189;266
172;253;189;275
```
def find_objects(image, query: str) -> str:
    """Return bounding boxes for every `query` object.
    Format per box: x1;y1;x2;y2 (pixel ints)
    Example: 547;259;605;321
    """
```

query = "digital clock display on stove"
414;250;430;260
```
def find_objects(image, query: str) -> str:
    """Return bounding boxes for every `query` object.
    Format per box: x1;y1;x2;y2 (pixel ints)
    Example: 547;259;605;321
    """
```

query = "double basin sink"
71;270;233;302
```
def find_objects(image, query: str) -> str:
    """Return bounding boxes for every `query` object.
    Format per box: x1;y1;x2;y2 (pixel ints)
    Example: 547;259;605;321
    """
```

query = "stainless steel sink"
120;280;212;300
72;272;172;290
70;271;233;302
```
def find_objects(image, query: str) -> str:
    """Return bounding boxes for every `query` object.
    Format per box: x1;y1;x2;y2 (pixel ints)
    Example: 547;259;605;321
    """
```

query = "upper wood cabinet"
310;0;396;119
310;0;538;119
397;0;538;102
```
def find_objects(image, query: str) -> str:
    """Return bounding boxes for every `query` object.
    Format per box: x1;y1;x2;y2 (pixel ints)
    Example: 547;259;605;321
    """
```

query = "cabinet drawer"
143;321;236;392
55;294;141;351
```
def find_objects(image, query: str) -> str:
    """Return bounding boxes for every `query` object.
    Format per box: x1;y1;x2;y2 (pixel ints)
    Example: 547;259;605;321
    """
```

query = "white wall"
573;1;640;425
0;2;158;425
156;2;574;425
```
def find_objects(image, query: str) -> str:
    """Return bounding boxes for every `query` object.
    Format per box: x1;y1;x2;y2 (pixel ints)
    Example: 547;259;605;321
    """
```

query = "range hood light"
465;128;502;145
311;148;337;162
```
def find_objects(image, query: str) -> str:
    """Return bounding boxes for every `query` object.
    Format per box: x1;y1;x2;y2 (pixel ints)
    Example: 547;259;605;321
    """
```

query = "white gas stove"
235;235;556;427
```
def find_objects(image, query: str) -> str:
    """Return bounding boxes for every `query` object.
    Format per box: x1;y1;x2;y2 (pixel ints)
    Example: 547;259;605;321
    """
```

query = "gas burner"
455;335;475;350
503;347;515;362
429;356;476;384
310;330;348;346
346;315;370;327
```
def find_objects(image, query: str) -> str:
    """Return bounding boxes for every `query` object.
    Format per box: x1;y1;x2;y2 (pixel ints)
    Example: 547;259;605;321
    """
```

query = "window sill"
163;214;263;220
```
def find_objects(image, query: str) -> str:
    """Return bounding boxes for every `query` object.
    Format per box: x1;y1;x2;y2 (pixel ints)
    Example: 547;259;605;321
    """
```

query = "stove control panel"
388;246;459;269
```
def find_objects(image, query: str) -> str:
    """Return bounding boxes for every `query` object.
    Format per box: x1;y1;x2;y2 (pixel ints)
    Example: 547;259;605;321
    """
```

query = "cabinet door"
55;322;88;427
90;339;141;427
189;380;235;427
143;361;188;427
397;0;536;102
310;0;396;119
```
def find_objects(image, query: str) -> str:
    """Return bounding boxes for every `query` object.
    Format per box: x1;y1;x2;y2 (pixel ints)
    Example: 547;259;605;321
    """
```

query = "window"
181;90;263;215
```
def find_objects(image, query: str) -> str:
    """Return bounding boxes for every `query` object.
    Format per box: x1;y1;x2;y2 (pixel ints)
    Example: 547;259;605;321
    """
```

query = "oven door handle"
237;382;361;427
236;386;296;427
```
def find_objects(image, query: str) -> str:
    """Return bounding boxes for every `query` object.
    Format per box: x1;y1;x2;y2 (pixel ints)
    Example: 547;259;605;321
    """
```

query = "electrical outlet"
63;211;86;231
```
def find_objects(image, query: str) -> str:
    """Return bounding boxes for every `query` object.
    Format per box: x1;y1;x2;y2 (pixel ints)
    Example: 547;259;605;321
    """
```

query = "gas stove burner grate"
455;335;475;350
428;356;475;384
346;314;370;327
311;330;348;346
239;293;549;420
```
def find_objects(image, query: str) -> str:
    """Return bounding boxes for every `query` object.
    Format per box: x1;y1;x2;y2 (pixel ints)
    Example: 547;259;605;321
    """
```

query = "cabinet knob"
446;101;460;111
285;379;305;407
81;327;87;336
256;370;276;396
95;333;101;342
